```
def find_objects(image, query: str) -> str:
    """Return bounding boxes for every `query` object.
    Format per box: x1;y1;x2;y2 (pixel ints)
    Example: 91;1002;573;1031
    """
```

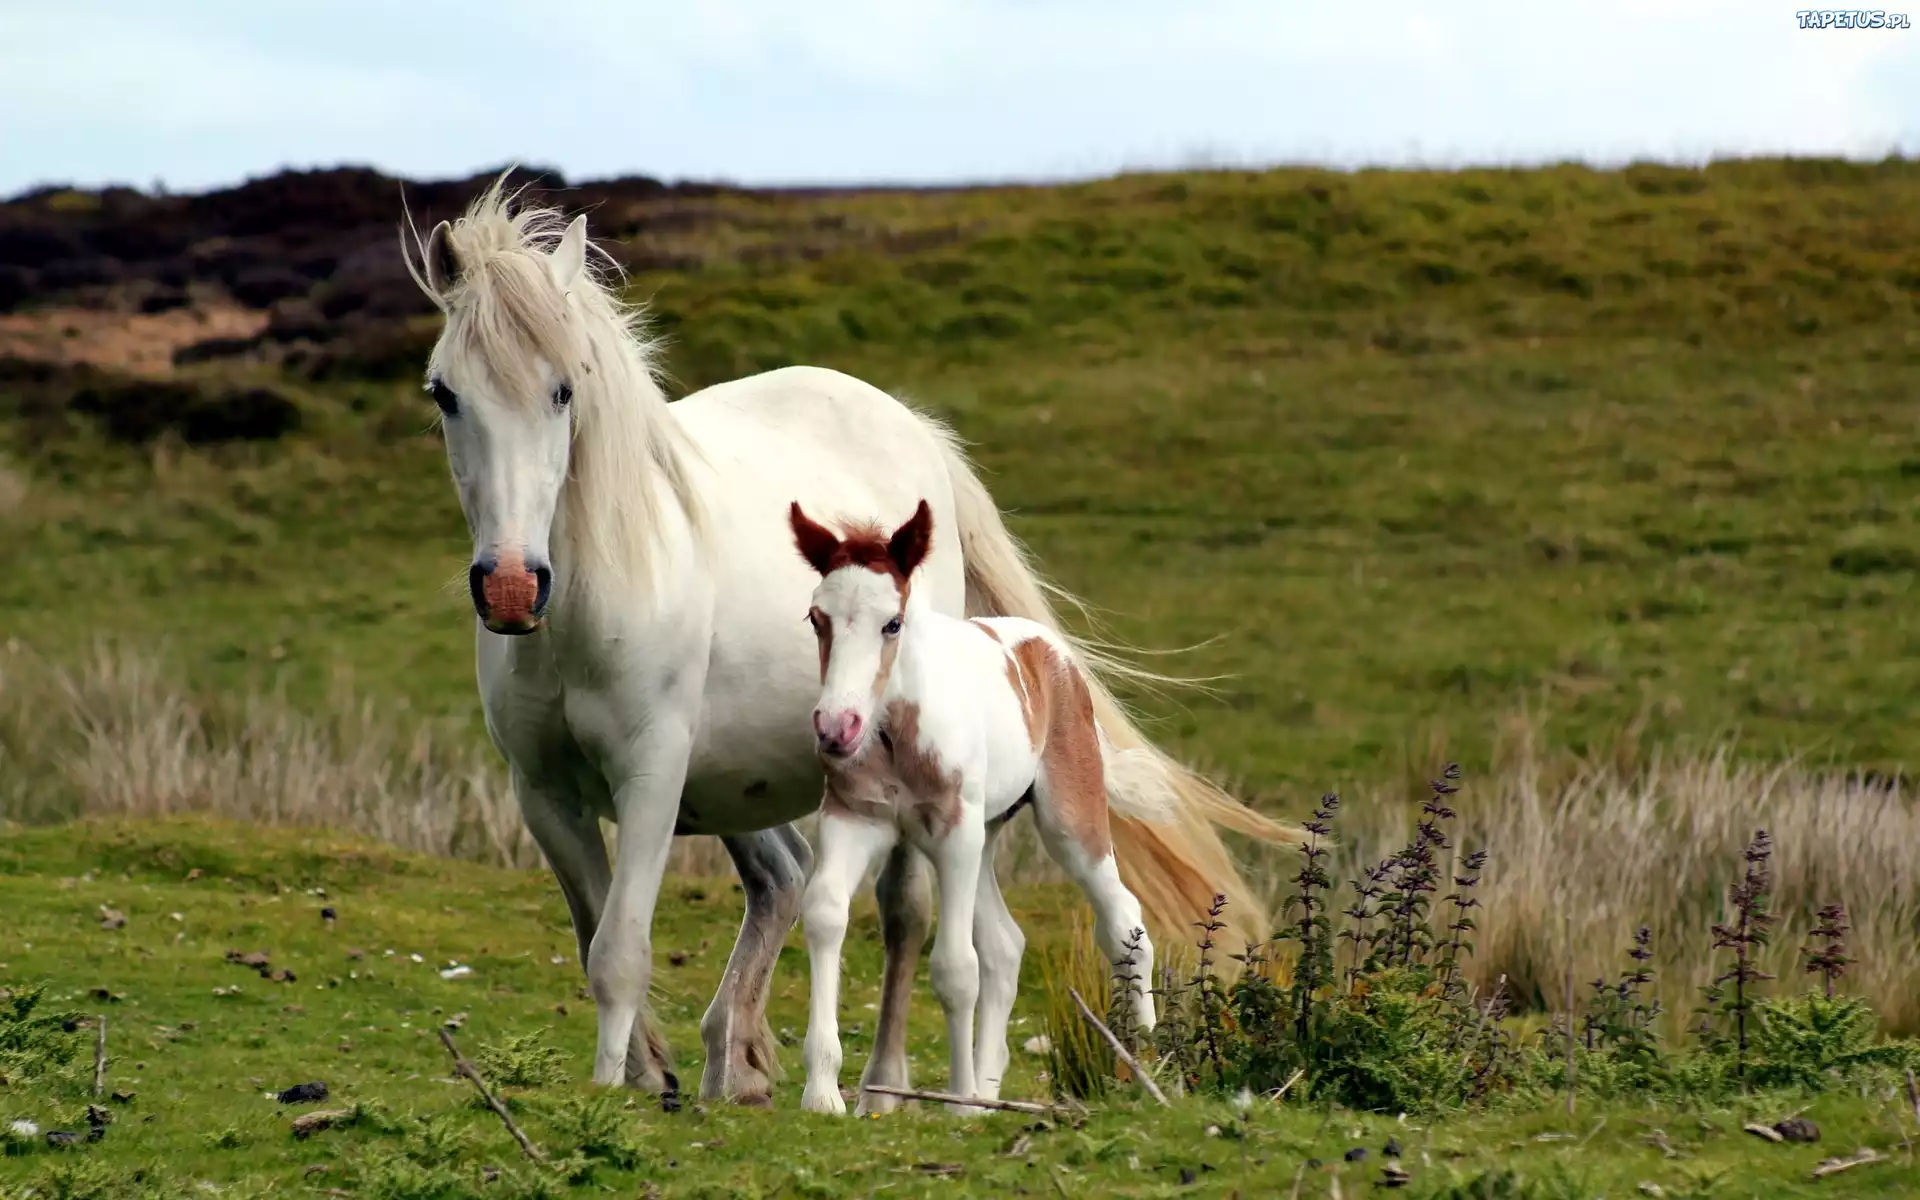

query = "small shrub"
0;984;83;1088
473;1029;571;1089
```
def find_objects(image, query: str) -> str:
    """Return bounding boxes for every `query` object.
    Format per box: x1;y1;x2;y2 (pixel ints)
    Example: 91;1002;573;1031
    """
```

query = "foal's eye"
882;617;902;637
428;379;458;416
553;383;573;409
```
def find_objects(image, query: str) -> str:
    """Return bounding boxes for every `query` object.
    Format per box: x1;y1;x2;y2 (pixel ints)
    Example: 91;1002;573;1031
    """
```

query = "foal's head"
788;500;934;760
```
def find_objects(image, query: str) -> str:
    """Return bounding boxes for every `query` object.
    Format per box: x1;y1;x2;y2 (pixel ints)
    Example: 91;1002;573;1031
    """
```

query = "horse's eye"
553;383;573;408
428;380;458;416
882;617;902;637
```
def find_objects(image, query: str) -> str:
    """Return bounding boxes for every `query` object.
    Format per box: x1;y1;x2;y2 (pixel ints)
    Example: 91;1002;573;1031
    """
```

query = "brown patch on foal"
1006;636;1112;862
817;699;963;840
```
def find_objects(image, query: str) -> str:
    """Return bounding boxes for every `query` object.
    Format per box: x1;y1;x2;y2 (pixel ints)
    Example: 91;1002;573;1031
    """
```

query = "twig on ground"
1068;988;1169;1106
1743;1123;1785;1143
436;1028;544;1162
1269;1068;1306;1103
1562;915;1576;1121
1810;1148;1882;1179
1287;1160;1307;1200
859;1084;1054;1115
91;1013;107;1098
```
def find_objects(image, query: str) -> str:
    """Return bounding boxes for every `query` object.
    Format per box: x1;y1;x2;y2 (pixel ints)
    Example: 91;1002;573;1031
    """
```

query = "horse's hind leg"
855;842;932;1115
971;818;1025;1102
699;823;813;1107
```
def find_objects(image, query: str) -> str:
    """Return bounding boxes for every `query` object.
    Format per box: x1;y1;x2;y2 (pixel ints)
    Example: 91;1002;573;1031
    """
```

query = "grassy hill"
1;157;1914;809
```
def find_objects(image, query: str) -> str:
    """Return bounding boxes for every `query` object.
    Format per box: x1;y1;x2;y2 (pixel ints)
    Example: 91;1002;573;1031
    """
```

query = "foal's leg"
854;843;932;1116
923;807;987;1112
971;817;1026;1102
802;811;897;1115
699;824;812;1106
1031;777;1157;1034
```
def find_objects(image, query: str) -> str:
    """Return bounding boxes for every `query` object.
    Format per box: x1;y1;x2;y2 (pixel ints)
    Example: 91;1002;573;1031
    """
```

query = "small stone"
1384;1137;1403;1158
45;1130;79;1148
1179;1167;1197;1185
277;1081;329;1105
98;906;127;930
320;907;337;923
1345;1147;1369;1162
1382;1160;1412;1188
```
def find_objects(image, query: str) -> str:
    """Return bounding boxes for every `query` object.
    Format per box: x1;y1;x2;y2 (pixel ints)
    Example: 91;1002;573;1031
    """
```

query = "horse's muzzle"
471;555;551;635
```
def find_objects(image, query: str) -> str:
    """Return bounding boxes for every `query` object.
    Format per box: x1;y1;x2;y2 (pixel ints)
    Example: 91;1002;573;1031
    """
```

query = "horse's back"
674;365;942;468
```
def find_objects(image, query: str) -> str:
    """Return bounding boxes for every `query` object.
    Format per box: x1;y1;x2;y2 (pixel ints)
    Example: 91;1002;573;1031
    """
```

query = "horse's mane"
403;172;706;604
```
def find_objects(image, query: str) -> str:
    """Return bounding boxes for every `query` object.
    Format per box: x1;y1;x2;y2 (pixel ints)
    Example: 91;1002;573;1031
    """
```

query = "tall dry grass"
0;640;734;876
4;641;1914;1032
1258;750;1920;1035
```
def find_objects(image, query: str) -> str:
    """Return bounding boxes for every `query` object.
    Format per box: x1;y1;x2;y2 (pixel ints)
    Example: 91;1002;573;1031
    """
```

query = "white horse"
404;177;1302;1106
789;499;1161;1114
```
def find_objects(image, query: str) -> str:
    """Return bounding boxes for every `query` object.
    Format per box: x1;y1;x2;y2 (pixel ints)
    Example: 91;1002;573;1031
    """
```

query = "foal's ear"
424;220;460;295
789;502;841;575
550;215;589;291
888;500;934;579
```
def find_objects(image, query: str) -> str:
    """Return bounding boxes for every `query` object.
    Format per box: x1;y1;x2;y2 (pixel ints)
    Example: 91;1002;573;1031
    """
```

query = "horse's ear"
888;500;934;579
424;220;459;295
789;502;840;576
551;215;588;291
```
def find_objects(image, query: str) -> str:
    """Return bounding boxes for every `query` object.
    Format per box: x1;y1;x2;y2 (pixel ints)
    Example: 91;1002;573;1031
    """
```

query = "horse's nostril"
468;563;490;616
532;565;553;613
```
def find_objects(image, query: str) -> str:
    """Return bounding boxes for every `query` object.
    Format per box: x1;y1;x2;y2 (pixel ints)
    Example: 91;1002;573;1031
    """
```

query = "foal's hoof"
800;1084;847;1116
945;1101;990;1118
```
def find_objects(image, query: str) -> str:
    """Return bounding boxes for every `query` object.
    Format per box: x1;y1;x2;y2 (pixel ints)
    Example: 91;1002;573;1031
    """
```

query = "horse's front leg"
855;843;932;1116
591;726;696;1090
700;823;813;1107
801;809;896;1114
512;767;611;972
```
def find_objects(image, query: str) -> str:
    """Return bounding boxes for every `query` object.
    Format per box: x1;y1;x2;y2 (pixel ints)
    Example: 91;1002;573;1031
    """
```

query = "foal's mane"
403;172;706;602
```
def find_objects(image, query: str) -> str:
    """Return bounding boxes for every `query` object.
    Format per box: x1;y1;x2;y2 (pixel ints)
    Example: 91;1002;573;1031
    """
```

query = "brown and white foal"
788;498;1158;1115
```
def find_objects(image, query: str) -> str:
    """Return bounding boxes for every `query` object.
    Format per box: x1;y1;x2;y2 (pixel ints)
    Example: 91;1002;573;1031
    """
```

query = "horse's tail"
918;411;1306;954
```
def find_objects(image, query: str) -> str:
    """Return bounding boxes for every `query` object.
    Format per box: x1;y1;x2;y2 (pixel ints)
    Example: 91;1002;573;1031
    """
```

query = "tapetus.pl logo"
1796;9;1912;26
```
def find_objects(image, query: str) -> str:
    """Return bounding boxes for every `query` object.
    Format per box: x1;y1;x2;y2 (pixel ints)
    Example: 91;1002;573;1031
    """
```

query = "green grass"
3;158;1916;804
2;820;1916;1198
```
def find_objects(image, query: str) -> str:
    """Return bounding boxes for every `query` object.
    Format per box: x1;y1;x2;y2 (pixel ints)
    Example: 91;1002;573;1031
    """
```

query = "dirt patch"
0;305;267;377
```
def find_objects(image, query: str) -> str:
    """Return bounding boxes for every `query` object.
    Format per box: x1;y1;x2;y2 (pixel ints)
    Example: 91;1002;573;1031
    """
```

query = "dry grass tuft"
4;640;1914;1032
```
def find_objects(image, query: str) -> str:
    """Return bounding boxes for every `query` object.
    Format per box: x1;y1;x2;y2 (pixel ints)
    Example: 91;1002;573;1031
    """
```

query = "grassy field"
2;820;1917;1199
1;157;1916;805
1;158;1917;1196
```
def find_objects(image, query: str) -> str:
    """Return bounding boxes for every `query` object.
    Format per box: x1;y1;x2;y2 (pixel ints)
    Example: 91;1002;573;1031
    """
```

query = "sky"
1;0;1917;197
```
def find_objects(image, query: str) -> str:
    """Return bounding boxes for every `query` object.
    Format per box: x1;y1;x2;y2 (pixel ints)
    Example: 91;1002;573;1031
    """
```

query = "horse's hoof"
731;1089;775;1110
